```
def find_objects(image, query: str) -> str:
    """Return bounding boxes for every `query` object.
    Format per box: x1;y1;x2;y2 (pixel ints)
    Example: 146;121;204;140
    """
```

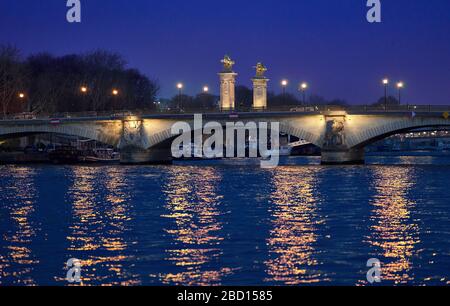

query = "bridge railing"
3;104;450;121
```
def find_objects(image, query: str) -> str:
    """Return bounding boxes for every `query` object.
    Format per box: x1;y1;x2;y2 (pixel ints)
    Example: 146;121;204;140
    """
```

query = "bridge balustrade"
3;104;450;121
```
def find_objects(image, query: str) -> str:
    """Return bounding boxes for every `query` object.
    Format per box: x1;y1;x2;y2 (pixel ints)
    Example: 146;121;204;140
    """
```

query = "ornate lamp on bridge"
299;82;308;105
281;79;288;96
252;62;269;110
219;55;237;110
177;83;184;110
397;81;404;104
382;78;389;109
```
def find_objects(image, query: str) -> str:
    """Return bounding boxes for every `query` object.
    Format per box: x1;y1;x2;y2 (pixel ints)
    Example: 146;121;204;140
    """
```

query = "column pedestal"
219;72;237;110
252;77;269;110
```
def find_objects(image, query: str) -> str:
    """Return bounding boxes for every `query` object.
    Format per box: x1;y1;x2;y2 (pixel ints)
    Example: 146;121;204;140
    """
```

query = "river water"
0;155;449;286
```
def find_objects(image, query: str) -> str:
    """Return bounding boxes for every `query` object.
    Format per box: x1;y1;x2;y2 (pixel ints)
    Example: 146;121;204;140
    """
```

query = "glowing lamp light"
177;83;184;90
80;86;88;93
203;86;209;93
281;79;288;87
383;78;389;85
300;82;308;90
397;82;404;89
18;93;25;99
112;89;119;96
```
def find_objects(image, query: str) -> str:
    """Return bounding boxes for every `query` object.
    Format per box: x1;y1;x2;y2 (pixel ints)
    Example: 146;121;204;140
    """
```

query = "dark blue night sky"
1;0;450;103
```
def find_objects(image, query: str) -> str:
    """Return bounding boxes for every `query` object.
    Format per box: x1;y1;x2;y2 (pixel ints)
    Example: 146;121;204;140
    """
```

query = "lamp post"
111;89;120;112
299;82;308;105
382;78;389;109
202;86;210;110
18;92;30;112
177;83;184;111
281;79;288;96
397;82;404;105
281;79;288;105
78;86;89;112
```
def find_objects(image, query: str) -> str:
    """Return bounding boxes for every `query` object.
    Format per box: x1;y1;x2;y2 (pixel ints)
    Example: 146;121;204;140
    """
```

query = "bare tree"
83;50;126;111
0;45;24;118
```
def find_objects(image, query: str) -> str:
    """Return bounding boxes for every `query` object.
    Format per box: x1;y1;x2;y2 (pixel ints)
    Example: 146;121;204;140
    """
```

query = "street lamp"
397;82;404;104
112;89;119;96
299;82;308;105
80;86;88;93
281;79;288;95
177;83;184;111
203;86;209;93
18;92;31;112
382;78;389;109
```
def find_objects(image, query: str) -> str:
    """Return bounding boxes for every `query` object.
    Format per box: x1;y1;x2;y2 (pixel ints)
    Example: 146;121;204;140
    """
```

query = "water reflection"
0;166;39;285
366;167;420;284
265;167;328;285
64;167;139;286
161;167;230;286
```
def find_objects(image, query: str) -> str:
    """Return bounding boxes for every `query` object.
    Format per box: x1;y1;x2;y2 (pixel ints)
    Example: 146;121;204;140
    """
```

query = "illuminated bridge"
2;107;450;164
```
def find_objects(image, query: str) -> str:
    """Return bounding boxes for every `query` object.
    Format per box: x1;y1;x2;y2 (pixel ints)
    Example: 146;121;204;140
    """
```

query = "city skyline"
1;0;450;103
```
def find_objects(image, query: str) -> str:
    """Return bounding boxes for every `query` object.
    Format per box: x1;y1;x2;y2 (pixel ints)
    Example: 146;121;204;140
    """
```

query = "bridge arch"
0;124;118;147
347;117;450;149
143;117;323;150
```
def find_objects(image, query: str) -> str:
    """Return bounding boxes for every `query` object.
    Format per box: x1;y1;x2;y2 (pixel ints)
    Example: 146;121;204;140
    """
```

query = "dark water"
1;155;449;286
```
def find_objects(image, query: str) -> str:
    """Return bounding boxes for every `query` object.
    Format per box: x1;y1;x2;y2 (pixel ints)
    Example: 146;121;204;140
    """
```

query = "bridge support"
321;148;365;165
120;147;172;165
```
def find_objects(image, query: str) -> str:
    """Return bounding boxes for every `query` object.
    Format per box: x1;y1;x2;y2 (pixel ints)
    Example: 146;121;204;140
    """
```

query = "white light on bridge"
177;83;184;90
281;79;288;87
397;82;404;89
203;86;209;93
300;82;308;90
382;78;389;85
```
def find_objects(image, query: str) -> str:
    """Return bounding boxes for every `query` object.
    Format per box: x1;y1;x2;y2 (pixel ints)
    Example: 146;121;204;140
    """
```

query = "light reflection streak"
161;167;231;286
64;167;139;286
365;167;420;285
265;167;328;285
0;166;39;286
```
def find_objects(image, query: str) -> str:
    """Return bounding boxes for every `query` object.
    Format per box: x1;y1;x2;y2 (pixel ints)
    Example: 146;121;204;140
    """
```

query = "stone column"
252;77;269;109
219;72;237;110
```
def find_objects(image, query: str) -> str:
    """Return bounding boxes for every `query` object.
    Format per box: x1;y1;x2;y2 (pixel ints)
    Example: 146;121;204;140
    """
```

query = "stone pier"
321;148;365;165
118;117;172;164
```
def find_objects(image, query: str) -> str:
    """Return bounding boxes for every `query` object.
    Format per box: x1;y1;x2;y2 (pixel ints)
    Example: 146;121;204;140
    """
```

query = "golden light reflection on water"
265;167;328;285
365;167;420;285
160;167;231;286
0;167;39;286
64;167;139;286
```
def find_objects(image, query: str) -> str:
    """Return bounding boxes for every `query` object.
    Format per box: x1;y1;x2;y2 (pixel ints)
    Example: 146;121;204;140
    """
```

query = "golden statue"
254;62;267;78
221;55;235;72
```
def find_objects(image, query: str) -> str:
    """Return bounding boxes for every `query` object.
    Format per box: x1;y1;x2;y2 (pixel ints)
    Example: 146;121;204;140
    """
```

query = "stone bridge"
1;110;450;164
